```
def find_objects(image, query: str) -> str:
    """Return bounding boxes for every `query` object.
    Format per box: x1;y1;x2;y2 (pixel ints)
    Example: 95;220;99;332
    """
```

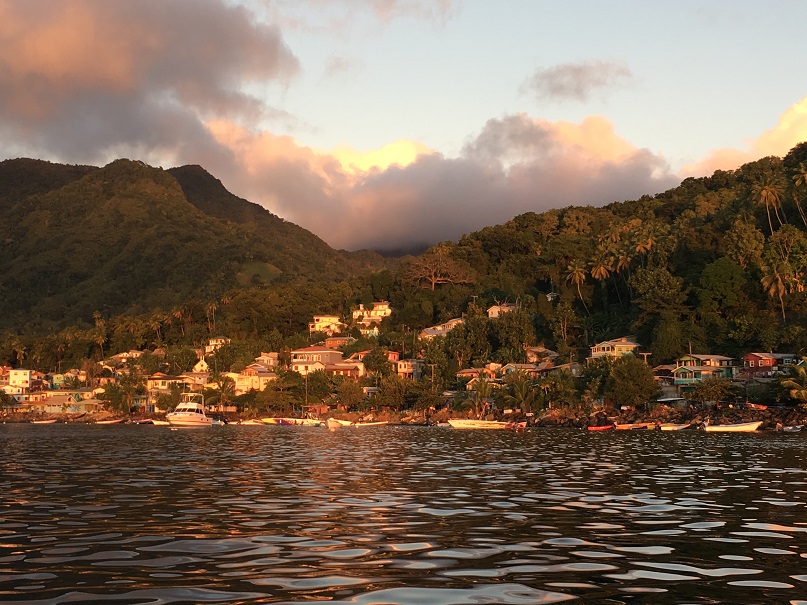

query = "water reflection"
0;424;805;603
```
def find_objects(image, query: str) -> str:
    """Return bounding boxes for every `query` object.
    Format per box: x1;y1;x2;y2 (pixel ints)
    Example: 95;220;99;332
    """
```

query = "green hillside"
0;158;384;331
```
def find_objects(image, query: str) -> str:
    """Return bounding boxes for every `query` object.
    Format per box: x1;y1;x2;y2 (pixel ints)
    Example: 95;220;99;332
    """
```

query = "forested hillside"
3;144;807;382
0;158;385;331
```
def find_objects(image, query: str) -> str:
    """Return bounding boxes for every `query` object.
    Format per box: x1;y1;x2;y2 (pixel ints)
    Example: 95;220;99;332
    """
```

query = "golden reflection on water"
0;424;805;604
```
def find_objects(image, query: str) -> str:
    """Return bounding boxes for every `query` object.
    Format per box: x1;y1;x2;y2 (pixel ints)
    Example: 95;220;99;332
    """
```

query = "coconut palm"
565;259;590;315
761;265;788;323
791;162;807;227
753;174;786;236
779;359;807;403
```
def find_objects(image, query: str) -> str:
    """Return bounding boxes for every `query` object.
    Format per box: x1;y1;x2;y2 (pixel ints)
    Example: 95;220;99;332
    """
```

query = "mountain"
0;158;385;330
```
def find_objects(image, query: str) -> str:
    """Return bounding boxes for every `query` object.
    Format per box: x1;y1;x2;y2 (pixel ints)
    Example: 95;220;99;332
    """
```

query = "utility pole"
428;363;436;393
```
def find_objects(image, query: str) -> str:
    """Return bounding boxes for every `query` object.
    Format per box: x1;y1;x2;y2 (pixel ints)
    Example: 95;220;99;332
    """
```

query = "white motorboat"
166;393;212;428
702;420;763;433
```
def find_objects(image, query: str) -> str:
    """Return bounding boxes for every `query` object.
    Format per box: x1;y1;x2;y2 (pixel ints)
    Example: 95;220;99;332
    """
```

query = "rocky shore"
4;404;806;430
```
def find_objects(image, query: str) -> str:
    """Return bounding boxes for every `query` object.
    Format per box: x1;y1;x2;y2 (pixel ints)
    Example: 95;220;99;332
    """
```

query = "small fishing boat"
151;419;170;426
262;417;323;427
32;418;57;424
776;423;803;433
166;393;212;428
352;420;389;427
96;418;124;425
238;419;265;426
447;419;522;430
614;422;654;430
658;423;693;431
702;420;763;433
587;424;615;432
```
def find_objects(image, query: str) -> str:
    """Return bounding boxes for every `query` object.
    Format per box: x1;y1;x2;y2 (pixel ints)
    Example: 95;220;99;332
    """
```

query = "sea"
1;424;805;604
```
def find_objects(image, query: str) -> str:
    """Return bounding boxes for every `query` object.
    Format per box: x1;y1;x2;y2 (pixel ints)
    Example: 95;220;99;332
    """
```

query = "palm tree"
761;265;787;323
753;173;786;236
465;377;494;418
590;252;622;308
565;260;590;315
780;359;807;403
504;371;537;413
791;162;807;227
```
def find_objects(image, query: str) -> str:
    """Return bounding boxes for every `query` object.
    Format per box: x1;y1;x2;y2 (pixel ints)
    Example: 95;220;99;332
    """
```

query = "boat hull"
703;421;763;433
262;417;323;427
447;419;519;430
658;423;692;431
587;424;615;431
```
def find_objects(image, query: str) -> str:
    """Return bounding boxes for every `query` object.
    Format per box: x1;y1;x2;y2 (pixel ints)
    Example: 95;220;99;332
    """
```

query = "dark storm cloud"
0;0;299;164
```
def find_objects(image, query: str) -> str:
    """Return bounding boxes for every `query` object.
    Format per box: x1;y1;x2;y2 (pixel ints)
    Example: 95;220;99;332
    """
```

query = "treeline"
4;144;807;405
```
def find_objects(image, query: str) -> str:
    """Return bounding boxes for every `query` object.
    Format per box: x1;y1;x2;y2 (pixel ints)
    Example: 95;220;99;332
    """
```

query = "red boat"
587;424;615;431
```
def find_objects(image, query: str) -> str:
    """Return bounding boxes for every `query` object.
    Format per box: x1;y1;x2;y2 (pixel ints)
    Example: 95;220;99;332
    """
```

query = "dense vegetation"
0;158;386;331
5;144;807;411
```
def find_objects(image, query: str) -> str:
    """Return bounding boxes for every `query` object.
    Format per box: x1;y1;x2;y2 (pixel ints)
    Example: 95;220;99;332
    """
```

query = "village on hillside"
1;299;802;421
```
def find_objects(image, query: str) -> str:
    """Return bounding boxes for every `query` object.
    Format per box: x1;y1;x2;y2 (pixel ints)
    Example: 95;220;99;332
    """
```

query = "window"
749;360;755;367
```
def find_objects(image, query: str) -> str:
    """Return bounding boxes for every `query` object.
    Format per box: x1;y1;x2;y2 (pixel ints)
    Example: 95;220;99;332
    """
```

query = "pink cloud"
681;95;807;177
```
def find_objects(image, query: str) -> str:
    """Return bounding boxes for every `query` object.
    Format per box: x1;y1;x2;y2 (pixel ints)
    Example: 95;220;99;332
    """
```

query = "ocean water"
1;424;805;604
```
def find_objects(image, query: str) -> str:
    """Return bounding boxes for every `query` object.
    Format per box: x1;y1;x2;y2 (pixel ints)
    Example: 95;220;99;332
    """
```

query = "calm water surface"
1;424;806;604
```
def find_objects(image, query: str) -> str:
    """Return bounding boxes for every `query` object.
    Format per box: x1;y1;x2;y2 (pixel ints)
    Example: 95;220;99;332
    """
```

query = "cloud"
522;60;633;102
0;0;677;253
205;114;678;251
681;96;807;176
0;0;299;163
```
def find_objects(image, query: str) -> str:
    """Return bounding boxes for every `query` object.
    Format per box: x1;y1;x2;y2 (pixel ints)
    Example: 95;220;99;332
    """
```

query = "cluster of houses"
1;299;799;415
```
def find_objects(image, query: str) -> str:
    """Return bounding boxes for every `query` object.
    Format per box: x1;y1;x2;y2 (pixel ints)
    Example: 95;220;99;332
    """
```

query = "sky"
2;1;807;253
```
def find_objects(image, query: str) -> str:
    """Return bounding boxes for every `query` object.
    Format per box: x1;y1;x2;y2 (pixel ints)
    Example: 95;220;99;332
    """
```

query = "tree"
779;359;807;403
463;377;494;417
363;348;393;377
691;377;737;406
503;371;537;413
761;264;788;324
405;253;475;290
790;161;807;227
752;171;786;236
603;356;659;409
337;379;365;410
564;259;589;315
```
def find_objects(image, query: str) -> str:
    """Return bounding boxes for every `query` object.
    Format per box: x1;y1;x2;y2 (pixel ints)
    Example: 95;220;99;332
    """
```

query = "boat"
262;417;323;427
151;419;170;426
32;418;57;424
614;422;655;430
447;419;522;430
96;418;124;425
702;420;763;433
352;420;389;427
326;417;344;429
238;419;265;426
776;423;803;433
165;393;212;428
587;424;615;431
658;423;693;431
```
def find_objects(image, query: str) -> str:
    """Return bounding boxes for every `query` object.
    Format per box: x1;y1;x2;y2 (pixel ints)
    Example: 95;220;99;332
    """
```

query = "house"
396;358;423;381
235;364;277;395
742;352;797;377
500;363;541;376
487;303;517;319
589;337;640;361
352;302;392;325
324;336;355;349
525;346;559;363
348;350;400;363
290;360;326;376
9;369;33;391
309;315;346;336
291;346;344;364
324;361;366;379
254;352;279;368
419;318;464;340
677;354;735;378
205;337;231;355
